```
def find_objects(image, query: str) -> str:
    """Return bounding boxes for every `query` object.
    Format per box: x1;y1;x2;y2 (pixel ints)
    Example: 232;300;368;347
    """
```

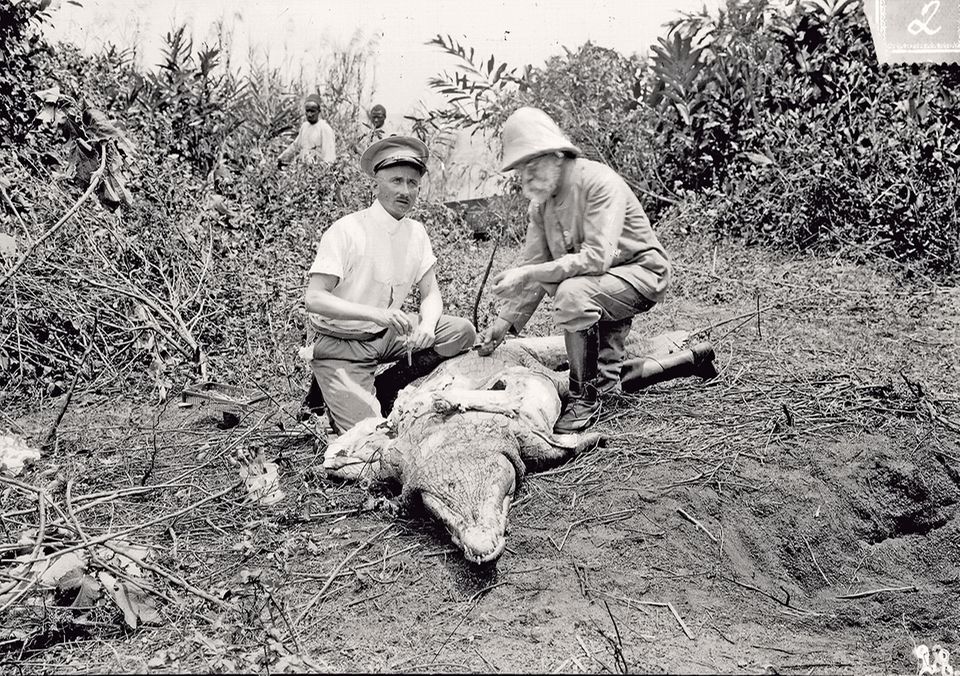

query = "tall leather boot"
554;325;602;434
597;317;633;396
620;341;718;393
375;348;447;416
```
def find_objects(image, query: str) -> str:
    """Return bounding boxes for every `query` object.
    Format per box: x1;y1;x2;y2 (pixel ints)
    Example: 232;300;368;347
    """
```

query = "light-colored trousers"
309;314;476;433
543;273;655;333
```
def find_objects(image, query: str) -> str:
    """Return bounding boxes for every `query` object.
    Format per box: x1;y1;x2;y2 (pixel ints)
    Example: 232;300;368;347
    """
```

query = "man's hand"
372;308;413;336
405;325;436;352
491;266;531;298
477;317;512;356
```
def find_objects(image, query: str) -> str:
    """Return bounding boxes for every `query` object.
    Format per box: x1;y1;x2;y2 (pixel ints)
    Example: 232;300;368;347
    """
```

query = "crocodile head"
408;420;524;565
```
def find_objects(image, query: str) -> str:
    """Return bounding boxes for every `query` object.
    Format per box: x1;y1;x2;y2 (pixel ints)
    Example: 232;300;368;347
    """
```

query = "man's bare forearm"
305;288;379;323
418;288;443;333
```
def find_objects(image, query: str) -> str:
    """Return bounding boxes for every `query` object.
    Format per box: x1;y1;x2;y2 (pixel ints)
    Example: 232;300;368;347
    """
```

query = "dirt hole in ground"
853;452;959;543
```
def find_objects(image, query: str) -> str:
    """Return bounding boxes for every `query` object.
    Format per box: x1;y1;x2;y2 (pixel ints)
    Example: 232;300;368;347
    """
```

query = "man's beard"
521;162;562;202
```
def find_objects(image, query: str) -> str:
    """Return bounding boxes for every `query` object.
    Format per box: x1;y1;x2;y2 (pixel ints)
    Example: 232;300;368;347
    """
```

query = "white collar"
369;198;407;232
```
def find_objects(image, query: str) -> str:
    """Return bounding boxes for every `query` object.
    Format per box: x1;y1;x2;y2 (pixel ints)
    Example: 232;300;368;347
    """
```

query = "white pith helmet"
499;107;581;172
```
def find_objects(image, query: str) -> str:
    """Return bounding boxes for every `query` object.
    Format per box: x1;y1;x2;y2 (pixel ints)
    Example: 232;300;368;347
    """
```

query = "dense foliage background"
1;0;958;408
422;0;960;275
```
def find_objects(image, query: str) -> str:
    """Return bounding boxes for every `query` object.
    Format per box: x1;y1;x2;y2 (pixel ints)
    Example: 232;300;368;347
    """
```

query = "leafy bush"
0;0;54;146
421;0;960;281
0;18;418;406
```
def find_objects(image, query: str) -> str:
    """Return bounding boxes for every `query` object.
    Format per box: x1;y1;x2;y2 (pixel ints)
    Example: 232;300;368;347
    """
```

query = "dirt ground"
3;235;960;674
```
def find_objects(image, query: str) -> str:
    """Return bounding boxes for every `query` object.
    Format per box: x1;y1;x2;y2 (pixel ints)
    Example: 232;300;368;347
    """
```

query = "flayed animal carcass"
324;331;715;564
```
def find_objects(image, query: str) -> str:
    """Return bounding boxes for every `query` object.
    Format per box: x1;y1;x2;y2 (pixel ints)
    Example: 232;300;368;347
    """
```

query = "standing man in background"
278;93;336;166
354;103;388;152
478;107;713;434
368;104;387;138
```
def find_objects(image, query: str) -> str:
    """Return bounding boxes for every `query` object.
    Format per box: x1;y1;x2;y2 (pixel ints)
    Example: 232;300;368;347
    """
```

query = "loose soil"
3;235;959;674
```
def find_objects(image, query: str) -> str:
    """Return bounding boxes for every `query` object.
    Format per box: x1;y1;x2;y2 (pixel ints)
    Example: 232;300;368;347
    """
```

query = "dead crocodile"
324;331;692;564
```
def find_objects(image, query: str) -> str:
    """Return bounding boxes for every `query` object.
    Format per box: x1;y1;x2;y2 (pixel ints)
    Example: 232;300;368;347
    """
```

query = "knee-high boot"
620;341;718;393
554;325;602;434
374;349;447;416
597;317;633;396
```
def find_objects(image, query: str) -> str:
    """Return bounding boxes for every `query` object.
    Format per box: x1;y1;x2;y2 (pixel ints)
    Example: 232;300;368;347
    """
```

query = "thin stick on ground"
636;601;695;640
576;634;613;673
294;523;394;626
836;585;917;600
0;182;27;231
676;507;718;544
800;531;832;585
600;600;629;674
432;597;481;664
689;292;820;338
0;488;48;614
62;480;179;607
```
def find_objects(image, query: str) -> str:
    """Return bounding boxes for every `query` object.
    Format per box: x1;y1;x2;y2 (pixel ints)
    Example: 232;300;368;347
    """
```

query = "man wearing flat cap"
478;107;715;434
278;93;337;166
303;136;476;433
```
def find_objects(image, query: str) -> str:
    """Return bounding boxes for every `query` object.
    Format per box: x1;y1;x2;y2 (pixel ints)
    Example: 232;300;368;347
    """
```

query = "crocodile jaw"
420;454;516;565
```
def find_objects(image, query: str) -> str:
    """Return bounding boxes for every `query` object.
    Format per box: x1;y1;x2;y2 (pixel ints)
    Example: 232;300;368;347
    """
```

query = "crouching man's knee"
434;315;477;357
554;278;601;333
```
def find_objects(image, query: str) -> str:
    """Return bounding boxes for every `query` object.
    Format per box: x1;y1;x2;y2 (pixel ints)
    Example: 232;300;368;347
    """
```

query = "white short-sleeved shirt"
308;199;436;336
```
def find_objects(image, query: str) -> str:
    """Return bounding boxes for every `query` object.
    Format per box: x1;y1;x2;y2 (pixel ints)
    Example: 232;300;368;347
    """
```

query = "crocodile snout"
459;525;507;564
419;451;517;564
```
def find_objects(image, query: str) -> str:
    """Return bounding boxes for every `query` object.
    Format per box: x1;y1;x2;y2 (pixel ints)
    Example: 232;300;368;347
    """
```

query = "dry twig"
836;585;917;600
676;507;718;544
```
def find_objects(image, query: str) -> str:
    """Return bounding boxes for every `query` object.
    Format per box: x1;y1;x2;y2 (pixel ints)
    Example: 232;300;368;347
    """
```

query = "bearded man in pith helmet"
477;107;715;434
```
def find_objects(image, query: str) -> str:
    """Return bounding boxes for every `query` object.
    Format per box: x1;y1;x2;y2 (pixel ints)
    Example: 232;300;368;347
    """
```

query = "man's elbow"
568;254;610;278
304;289;326;315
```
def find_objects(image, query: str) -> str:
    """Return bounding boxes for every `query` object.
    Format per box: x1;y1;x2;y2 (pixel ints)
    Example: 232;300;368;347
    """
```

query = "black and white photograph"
1;0;959;672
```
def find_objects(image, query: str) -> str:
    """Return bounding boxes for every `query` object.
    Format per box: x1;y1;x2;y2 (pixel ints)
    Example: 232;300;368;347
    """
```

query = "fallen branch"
800;531;832;585
36;481;243;562
62;480;178;608
0;181;27;231
599;600;629;674
0;487;49;614
0;147;107;290
836;585;917;600
432;583;482;664
468;580;511;603
64;479;227;609
294;523;395;625
575;634;612;673
720;575;813;615
676;507;718;544
690;292;820;338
